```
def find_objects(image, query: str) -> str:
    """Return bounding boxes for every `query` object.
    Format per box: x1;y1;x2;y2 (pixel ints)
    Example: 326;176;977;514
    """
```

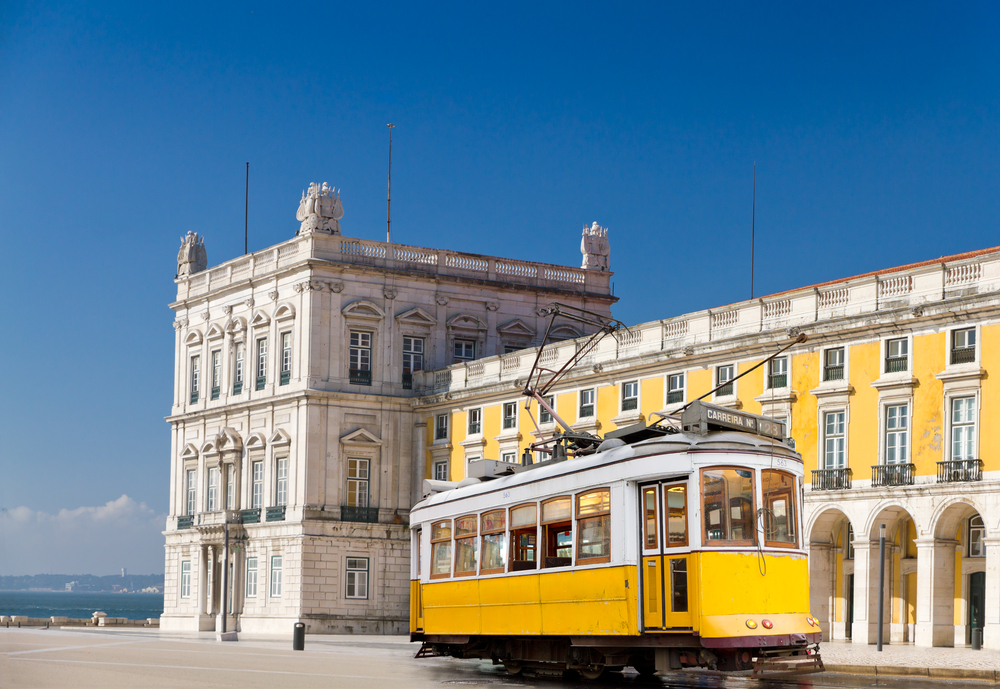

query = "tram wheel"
578;667;606;680
502;661;523;676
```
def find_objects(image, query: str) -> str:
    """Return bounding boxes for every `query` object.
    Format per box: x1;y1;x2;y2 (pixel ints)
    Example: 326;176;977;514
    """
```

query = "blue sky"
2;2;999;575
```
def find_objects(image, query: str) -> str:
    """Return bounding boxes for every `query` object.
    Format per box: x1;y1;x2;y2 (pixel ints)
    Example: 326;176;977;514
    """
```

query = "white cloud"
0;495;166;575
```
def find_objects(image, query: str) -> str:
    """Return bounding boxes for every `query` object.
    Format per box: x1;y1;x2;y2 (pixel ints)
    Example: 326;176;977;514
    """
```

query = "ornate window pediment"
206;323;225;340
342;300;386;320
549;325;581;341
395;306;436;327
498;318;536;339
447;313;487;332
268;428;292;446
215;427;243;453
340;427;383;445
245;432;267;451
180;443;199;461
226;316;247;334
273;303;296;321
200;440;218;458
250;310;271;328
184;330;203;346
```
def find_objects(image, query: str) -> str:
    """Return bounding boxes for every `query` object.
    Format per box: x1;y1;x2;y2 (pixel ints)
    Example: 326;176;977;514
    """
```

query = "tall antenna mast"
244;162;249;255
386;123;395;243
750;162;756;300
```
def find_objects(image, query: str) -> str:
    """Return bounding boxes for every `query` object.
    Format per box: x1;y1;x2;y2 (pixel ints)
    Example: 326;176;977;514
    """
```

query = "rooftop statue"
177;231;208;277
581;222;610;271
297;182;344;236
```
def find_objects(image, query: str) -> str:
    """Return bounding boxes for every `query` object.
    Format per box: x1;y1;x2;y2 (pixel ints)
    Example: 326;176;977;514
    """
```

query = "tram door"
640;481;692;630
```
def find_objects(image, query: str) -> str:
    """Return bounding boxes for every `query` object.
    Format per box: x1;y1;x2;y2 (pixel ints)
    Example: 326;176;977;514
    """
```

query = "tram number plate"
773;458;788;467
502;491;511;499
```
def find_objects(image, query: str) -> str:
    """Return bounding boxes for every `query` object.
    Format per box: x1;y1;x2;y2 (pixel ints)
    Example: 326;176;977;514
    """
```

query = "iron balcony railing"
716;383;734;397
937;459;984;483
176;515;194;529
350;369;372;386
768;373;787;389
622;397;638;411
811;468;852;491
503;416;517;429
266;506;286;522
190;390;198;404
280;370;290;386
232;380;243;395
667;390;684;404
341;505;380;523
211;386;220;400
871;463;916;487
240;508;261;524
884;356;908;373
824;364;844;381
256;376;266;391
402;372;413;390
468;421;482;434
951;347;976;365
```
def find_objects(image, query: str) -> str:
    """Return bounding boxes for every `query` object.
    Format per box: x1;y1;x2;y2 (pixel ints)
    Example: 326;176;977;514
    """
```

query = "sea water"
0;590;164;620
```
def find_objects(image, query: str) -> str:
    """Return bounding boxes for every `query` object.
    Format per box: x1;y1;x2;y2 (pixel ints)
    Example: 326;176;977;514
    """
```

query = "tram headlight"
761;620;773;630
807;617;816;627
745;620;758;629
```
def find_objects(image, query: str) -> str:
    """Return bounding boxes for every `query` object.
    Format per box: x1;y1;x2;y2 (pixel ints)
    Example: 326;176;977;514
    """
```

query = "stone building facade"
412;245;1000;649
162;187;615;634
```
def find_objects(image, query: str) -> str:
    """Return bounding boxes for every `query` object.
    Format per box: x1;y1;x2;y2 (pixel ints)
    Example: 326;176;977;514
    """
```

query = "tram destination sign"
680;401;787;441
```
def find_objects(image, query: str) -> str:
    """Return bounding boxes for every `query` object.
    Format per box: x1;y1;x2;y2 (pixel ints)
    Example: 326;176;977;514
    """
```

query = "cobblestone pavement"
822;640;1000;670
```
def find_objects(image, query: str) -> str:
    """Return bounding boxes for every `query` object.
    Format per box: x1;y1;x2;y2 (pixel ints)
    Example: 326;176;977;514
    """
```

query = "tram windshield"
701;468;756;545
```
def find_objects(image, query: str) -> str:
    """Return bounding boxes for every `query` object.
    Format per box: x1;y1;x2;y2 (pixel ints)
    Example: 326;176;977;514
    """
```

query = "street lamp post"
877;523;886;652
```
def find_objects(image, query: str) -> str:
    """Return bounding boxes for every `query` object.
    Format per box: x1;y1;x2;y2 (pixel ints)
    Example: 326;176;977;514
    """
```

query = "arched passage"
808;507;854;641
928;500;984;647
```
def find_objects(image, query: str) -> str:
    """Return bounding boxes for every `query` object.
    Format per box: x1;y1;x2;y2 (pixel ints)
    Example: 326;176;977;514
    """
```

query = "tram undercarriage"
414;634;824;678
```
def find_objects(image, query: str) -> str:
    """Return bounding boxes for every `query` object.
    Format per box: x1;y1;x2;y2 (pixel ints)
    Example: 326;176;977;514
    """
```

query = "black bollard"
293;622;305;651
973;628;983;650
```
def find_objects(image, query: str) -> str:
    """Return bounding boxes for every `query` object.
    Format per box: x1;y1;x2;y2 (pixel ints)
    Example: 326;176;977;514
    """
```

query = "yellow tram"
409;402;823;678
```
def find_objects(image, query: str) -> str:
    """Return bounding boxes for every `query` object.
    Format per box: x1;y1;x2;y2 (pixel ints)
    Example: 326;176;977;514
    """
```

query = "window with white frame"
885;338;908;373
622;381;639;412
845;523;855;560
245;556;258;597
255;337;268;390
269;555;282;597
349;331;372;385
211;350;221;399
768;357;787;389
952;328;976;365
824;347;845;381
435;414;448;440
233;341;245;394
185;469;196;515
824;411;846;469
251;460;263;509
207;466;220;512
347;458;369;507
190;355;200;403
225;464;235;511
280;332;292;385
454;339;475;362
502;402;517;430
433;460;449;481
467;408;482;435
885;404;909;464
403;337;424;373
180;561;191;598
502;451;516;464
951;396;976;461
275;458;288;507
667;373;684;404
539;395;555;425
716;364;735;396
346;557;369;599
969;515;985;557
579;389;595;418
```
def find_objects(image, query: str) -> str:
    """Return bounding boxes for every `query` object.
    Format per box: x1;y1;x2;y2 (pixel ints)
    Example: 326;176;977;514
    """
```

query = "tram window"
577;489;611;564
481;509;507;574
510;504;538;571
643;487;659;549
670;559;688;612
762;470;797;547
454;515;478;576
430;520;452;579
542;497;573;568
666;485;688;547
701;468;756;545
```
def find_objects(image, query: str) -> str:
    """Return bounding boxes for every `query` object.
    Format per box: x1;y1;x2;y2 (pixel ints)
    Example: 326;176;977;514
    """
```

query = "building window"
767;357;787;389
824;347;845;381
430;520;452;579
435;414;448;440
275;458;288;507
211;350;221;400
577;489;611;564
885;404;909;464
845;524;855;560
185;469;196;515
539;395;555;425
349;331;372;385
952;328;976;365
433;461;448;481
716;365;735;397
403;337;424;374
885;338;908;373
467;408;482;435
579;389;595;418
233;341;244;394
969;515;985;558
280;332;291;385
622;381;639;412
225;464;235;511
346;557;369;599
824;411;846;469
269;555;282;597
245;557;257;598
951;396;976;460
255;337;267;390
251;460;263;509
190;355;200;403
207;466;220;512
502;402;517;430
180;561;191;598
454;339;475;362
347;458;369;507
667;374;684;404
501;451;516;464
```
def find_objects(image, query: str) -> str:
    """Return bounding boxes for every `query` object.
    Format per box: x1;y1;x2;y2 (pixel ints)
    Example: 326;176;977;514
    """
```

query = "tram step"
752;653;824;677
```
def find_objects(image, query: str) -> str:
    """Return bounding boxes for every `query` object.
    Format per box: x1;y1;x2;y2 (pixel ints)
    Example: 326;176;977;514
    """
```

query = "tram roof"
412;429;798;513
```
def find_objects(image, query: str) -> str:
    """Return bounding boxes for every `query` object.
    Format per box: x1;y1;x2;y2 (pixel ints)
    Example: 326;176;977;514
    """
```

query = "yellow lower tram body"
412;551;822;677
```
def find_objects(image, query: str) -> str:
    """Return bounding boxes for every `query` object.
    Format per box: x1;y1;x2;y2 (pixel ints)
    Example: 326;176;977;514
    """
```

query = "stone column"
915;537;958;647
983;537;1000;650
197;545;208;616
207;546;217;616
850;538;873;644
412;421;427;505
808;541;834;642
